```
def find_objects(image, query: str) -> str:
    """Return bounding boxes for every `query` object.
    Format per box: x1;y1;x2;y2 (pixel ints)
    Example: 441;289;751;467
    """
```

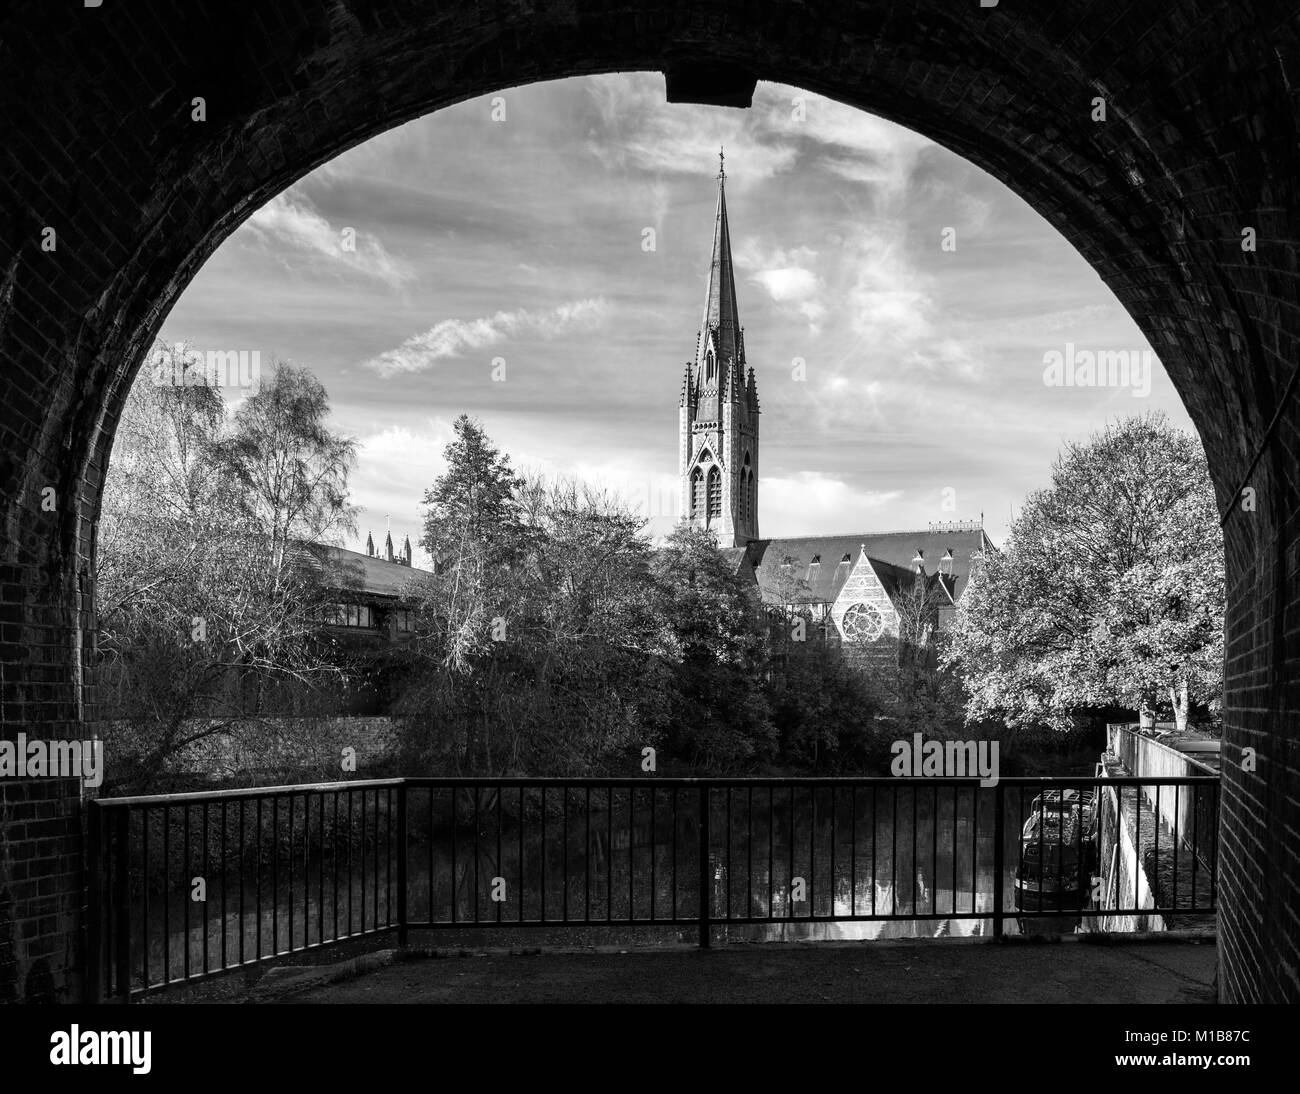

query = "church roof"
695;160;742;370
745;527;994;605
299;543;435;600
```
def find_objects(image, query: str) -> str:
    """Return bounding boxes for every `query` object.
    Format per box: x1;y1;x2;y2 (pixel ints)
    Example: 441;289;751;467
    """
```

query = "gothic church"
678;157;995;648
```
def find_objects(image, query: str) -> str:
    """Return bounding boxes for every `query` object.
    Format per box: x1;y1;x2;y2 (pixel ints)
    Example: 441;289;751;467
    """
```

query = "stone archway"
1;0;1297;1002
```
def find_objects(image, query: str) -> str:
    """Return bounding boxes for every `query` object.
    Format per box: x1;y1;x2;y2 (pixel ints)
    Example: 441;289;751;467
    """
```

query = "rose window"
841;602;885;643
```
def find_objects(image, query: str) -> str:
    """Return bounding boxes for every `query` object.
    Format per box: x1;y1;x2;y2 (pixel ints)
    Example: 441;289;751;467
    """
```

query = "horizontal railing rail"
86;773;1219;1002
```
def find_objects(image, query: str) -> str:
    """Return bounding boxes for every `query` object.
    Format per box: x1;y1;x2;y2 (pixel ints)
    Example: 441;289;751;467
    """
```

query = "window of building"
690;467;705;518
706;466;722;522
841;601;885;643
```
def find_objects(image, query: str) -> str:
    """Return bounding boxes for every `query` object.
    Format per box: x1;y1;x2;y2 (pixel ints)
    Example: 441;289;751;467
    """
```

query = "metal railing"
86;773;1219;1001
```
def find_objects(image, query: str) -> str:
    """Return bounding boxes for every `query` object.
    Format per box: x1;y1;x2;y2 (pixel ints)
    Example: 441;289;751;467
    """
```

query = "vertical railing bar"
347;790;354;937
768;786;774;919
652;787;659;922
726;787;732;921
318;793;325;946
628;784;635;922
501;787;507;926
255;797;263;960
332;792;340;941
161;805;170;988
788;785;795;919
607;786;614;922
562;786;568;923
518;786;525;925
1036;787;1044;917
698;784;710;948
584;786;591;925
872;786;878;916
829;786;836;919
672;788;678;922
428;788;435;926
220;800;227;969
1191;782;1199;911
931;784;938;916
288;794;295;950
141;807;150;991
539;786;546;923
361;788;368;934
450;787;457;925
1210;783;1218;908
809;786;816;920
397;784;408;946
746;786;753;921
114;808;130;1002
850;787;857;918
1153;783;1160;912
992;783;1005;938
951;785;958;917
86;803;102;1003
911;782;917;913
1172;783;1180;918
1134;783;1141;920
182;805;191;981
271;796;279;954
239;799;246;966
202;800;210;972
374;788;381;931
890;785;897;919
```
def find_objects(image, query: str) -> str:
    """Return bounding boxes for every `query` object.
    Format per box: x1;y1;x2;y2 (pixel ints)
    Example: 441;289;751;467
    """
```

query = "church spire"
679;153;760;550
695;147;743;376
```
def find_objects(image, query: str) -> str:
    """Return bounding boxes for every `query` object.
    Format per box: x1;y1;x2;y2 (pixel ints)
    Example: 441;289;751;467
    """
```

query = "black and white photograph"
0;0;1294;1073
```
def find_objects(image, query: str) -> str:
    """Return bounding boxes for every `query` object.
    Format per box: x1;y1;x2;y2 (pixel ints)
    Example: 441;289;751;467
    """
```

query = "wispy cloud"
362;298;611;376
246;193;416;289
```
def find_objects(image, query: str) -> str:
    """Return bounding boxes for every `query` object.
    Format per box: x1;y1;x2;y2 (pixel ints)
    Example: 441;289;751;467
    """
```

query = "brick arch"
1;0;1297;1002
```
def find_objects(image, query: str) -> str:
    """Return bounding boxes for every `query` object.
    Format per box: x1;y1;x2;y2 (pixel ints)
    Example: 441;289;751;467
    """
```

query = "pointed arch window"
706;466;722;523
690;467;705;519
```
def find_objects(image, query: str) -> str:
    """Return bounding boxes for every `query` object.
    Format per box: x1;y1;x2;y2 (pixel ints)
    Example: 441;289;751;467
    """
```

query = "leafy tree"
414;414;535;674
97;346;357;789
649;524;775;770
207;360;357;571
942;413;1223;731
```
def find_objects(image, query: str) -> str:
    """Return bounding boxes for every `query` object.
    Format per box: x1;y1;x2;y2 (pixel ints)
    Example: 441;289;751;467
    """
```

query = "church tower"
679;151;761;548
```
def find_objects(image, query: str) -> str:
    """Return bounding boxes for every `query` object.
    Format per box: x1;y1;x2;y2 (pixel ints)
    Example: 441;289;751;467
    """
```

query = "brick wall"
1;0;1298;1001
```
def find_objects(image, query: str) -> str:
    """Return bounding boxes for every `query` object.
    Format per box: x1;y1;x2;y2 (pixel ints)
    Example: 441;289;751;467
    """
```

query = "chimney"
384;531;394;562
365;531;375;557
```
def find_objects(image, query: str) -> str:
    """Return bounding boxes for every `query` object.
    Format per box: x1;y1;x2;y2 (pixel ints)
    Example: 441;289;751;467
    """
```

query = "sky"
156;72;1198;567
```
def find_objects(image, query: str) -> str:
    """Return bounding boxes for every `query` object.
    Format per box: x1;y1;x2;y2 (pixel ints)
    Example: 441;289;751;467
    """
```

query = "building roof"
299;543;435;600
746;526;994;606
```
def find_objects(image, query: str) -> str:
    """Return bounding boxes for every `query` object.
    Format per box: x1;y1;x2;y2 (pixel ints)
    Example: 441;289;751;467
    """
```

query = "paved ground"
281;937;1217;1004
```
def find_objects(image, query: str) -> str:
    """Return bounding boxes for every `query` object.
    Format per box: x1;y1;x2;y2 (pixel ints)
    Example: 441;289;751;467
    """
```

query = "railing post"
85;800;102;1004
396;781;408;947
698;784;710;949
992;782;1005;939
114;807;131;1003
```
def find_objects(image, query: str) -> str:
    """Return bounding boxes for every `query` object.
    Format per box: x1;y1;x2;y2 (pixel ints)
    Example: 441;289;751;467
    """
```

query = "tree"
97;346;357;789
414;414;535;674
649;524;775;770
207;360;357;571
942;413;1224;732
